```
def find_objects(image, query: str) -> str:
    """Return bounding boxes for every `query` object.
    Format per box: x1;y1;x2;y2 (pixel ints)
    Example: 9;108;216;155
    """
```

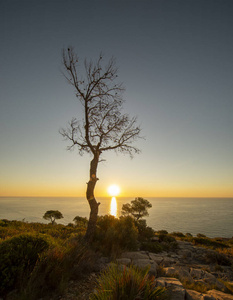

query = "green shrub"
193;237;229;250
171;232;185;238
156;230;168;235
23;240;97;300
185;233;193;237
94;215;138;256
135;219;155;242
197;233;206;238
204;251;232;266
0;234;50;295
90;264;166;300
73;216;88;227
140;241;164;253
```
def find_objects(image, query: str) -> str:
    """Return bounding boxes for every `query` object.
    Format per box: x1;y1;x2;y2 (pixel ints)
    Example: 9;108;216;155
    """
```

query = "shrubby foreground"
0;217;233;299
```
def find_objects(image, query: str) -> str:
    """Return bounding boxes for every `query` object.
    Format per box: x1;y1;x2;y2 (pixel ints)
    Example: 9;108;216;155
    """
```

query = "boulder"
207;289;233;300
148;252;164;264
120;251;148;260
190;268;204;279
161;256;177;266
115;258;131;265
132;258;158;275
155;277;185;300
185;289;216;300
164;266;193;281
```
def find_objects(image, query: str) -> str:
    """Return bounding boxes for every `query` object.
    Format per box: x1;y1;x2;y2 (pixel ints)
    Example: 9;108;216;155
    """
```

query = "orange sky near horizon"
1;179;233;198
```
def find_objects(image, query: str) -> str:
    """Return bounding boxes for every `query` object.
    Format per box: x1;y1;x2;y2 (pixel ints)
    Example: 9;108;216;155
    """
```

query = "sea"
0;197;233;238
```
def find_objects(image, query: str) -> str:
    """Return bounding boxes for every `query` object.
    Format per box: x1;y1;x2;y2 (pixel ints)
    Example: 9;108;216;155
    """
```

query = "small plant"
90;264;166;300
43;210;64;225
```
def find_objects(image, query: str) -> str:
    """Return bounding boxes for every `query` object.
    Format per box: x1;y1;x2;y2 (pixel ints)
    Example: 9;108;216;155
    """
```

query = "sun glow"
107;184;120;196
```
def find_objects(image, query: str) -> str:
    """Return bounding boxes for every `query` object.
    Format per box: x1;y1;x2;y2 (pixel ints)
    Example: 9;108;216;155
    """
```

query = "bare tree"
60;47;141;242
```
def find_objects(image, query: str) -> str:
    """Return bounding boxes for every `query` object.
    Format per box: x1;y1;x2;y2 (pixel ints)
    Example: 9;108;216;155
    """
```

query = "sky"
1;0;233;198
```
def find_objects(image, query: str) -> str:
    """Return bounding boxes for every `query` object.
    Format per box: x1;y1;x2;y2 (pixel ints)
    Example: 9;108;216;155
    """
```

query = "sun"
108;184;120;197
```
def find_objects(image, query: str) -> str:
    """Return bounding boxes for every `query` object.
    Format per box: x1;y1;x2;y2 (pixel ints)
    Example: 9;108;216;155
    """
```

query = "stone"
156;277;185;300
186;289;204;300
161;256;177;266
132;259;158;275
179;249;193;259
155;277;184;288
186;289;216;300
164;266;193;282
120;251;148;260
207;289;233;300
168;285;186;300
190;268;204;279
148;252;164;264
115;258;131;265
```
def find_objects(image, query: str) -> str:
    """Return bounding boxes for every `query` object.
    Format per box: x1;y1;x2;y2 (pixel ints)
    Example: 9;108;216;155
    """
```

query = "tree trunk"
84;153;100;242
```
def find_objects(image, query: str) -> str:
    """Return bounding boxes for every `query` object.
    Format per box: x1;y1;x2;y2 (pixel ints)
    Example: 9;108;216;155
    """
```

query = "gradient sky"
1;0;233;198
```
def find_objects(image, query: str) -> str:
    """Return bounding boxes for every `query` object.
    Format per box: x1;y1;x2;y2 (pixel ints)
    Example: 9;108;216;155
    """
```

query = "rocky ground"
59;240;233;300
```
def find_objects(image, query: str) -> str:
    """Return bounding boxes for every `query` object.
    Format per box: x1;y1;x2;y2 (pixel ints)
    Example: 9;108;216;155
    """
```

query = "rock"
156;277;183;288
164;266;193;281
179;249;193;259
203;272;226;290
156;277;185;300
132;258;158;275
148;252;164;264
207;289;233;299
186;289;217;299
120;251;148;260
161;256;177;266
115;258;131;265
190;268;204;279
185;289;199;300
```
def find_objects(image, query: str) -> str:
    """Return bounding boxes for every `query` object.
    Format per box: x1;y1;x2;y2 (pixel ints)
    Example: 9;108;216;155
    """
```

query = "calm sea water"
0;197;232;238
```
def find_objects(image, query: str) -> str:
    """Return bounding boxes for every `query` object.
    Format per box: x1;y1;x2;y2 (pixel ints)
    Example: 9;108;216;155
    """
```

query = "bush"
204;251;232;266
23;240;97;299
94;215;138;256
171;232;185;238
186;233;193;237
197;233;206;238
0;234;50;295
90;264;166;300
156;230;168;235
193;237;230;250
135;219;155;243
73;216;88;227
140;241;164;253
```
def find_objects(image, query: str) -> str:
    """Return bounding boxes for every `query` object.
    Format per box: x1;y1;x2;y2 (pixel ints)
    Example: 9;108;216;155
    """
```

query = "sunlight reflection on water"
110;197;117;217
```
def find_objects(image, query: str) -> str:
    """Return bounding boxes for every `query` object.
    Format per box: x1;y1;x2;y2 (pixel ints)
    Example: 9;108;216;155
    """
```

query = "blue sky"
1;0;233;197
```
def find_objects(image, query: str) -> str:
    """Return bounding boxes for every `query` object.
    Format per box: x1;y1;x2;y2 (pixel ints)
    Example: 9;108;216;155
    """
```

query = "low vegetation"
1;199;233;299
90;264;166;300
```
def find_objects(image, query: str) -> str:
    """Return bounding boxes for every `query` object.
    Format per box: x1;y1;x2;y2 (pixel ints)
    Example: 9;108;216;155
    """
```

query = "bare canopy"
60;47;142;241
